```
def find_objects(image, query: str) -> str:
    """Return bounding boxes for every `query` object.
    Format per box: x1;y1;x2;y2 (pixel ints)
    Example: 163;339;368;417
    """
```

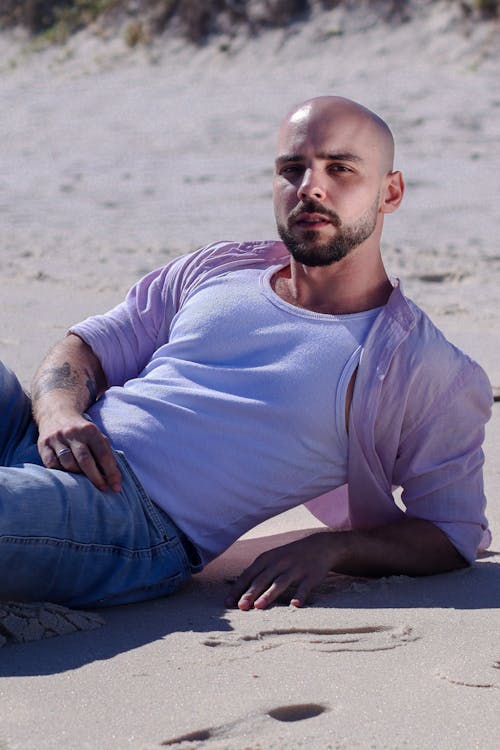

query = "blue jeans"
0;362;201;607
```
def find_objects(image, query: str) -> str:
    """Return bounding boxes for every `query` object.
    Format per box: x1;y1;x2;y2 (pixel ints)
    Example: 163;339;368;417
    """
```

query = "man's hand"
37;411;121;492
225;532;338;610
225;519;468;611
32;333;121;493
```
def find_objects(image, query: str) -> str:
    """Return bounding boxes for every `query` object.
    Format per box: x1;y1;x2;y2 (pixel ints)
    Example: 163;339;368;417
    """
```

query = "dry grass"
0;0;497;46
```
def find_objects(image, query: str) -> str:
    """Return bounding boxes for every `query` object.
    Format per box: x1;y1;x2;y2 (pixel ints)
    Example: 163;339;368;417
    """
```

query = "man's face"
273;103;388;267
276;195;380;267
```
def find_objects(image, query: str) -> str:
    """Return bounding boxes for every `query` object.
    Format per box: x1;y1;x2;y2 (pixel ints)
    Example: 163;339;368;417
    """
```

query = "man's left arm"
226;517;466;610
228;354;492;611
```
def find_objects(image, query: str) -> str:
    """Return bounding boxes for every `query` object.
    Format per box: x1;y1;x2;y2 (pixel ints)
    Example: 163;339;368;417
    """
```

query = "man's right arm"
31;333;121;492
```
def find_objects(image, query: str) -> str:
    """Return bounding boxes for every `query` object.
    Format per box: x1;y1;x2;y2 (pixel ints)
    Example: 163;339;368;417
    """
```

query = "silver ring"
57;448;72;458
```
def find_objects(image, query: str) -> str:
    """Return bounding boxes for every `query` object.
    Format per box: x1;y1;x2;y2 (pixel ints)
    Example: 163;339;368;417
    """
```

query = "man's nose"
297;168;327;202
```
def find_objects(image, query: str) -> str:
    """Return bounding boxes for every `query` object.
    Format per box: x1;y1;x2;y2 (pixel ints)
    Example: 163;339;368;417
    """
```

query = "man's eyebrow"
275;152;363;167
275;154;302;167
318;151;363;163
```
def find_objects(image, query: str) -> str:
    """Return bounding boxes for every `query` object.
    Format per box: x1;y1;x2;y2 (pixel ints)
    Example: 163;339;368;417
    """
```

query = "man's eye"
329;165;351;173
280;165;302;176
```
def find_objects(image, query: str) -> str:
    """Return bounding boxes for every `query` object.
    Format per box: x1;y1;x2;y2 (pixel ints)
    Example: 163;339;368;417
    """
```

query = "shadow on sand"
0;528;497;677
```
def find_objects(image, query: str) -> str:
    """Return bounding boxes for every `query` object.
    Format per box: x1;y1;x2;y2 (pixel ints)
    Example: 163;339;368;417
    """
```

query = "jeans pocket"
100;451;202;601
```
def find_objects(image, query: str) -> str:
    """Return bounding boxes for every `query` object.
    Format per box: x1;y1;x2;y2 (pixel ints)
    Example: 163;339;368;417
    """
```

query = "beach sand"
0;2;499;748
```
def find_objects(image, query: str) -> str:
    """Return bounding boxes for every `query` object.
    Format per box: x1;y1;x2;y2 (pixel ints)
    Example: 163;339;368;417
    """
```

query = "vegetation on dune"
0;0;497;46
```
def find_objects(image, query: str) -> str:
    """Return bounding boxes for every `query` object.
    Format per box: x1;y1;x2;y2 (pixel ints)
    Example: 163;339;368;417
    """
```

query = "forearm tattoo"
32;362;97;405
84;367;98;403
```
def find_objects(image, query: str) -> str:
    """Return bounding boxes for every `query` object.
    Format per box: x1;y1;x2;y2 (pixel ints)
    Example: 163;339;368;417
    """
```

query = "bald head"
272;95;404;268
278;96;395;175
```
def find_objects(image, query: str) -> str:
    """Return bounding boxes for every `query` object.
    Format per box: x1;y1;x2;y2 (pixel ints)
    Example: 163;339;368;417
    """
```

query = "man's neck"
273;250;392;316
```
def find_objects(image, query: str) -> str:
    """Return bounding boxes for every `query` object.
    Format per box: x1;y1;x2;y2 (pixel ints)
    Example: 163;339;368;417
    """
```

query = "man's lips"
291;213;338;231
293;212;334;227
288;201;341;228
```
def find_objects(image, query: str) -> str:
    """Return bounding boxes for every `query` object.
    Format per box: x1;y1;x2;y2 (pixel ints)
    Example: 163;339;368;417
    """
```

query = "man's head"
273;96;404;267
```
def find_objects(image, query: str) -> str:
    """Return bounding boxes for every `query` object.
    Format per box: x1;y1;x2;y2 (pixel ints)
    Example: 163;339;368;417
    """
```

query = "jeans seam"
114;451;173;538
114;450;201;572
0;534;181;558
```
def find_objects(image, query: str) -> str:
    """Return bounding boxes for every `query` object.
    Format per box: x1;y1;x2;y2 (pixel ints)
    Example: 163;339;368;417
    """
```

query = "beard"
277;197;379;267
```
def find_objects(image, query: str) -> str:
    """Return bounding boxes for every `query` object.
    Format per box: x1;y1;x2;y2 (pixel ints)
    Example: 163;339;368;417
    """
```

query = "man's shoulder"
157;240;290;303
191;240;289;266
382;285;492;409
169;240;289;288
399;293;475;368
384;282;472;362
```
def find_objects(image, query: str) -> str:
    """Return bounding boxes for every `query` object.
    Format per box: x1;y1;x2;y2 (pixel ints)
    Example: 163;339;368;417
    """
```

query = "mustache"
288;200;341;226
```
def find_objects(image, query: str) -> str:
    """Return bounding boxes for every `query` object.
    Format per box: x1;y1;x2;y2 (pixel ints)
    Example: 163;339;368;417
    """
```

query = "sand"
0;2;499;748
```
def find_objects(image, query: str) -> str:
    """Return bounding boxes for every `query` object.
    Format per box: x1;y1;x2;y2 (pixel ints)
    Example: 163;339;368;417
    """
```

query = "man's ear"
381;171;404;214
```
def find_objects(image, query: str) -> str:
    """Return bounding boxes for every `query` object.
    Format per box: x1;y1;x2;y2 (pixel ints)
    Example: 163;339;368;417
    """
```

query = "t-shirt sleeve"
70;252;195;386
70;241;285;387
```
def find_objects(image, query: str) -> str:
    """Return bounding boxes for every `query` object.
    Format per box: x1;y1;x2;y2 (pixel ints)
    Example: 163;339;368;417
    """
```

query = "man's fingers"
289;577;315;608
250;573;316;610
70;437;121;492
68;442;108;490
39;443;65;469
236;579;281;611
83;432;121;491
239;572;307;611
55;445;81;474
225;558;267;607
225;535;336;611
225;576;261;610
37;414;122;492
95;449;122;493
253;580;283;610
40;434;121;492
228;564;296;611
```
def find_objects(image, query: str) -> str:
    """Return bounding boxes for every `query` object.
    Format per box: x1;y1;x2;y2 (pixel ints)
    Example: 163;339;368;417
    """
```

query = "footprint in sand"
160;627;418;745
161;702;328;746
0;601;104;646
202;624;418;656
435;658;500;690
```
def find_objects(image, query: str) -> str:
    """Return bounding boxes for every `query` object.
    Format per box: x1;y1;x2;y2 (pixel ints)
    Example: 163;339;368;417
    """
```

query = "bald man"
0;97;492;609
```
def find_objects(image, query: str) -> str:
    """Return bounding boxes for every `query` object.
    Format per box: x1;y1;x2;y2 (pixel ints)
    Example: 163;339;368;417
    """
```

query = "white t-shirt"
73;242;381;563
